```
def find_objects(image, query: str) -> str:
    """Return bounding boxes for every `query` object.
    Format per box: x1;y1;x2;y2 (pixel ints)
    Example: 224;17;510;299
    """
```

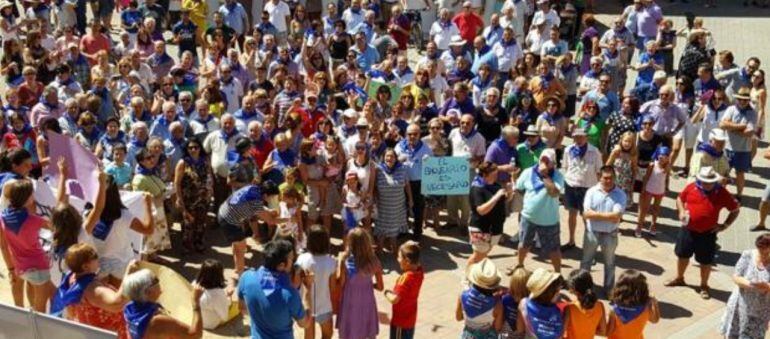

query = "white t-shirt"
532;9;560;32
92;209;137;261
296;253;336;316
265;0;291;33
200;288;231;329
430;21;460;51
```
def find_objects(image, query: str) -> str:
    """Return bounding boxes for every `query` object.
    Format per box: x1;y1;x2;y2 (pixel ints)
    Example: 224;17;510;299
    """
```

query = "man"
470;36;498;75
493;27;523;77
689;128;730;182
440;37;471;72
516;149;564;272
561;128;602;250
355;10;376;43
267;46;300;78
173;8;199;58
140;0;166;36
337;109;359;142
30;86;64;128
581;165;627;295
447;114;486;231
439;83;475;116
395;124;433;240
581;73;620;121
342;0;365;35
599;17;635;63
639;85;687;148
66;43;91;89
248;121;274;171
219;64;244;114
164;122;187;167
482;14;504;48
719;87;757;199
351;32;380;71
539;26;568;59
218;0;249;49
393;56;414;88
322;3;339;36
189;99;220;136
344;117;370;157
238;239;311;338
430;8;460;53
150;101;185;140
177;91;197;121
631;70;667;104
532;0;560;32
635;0;662;53
665;167;739;299
501;0;528;40
452;1;483;48
79;19;110;65
204;114;244;209
147;41;175;79
387;5;410;53
53;65;83;103
58;98;80;136
485;125;520;216
693;63;721;101
516;125;546;169
234;95;264;133
264;0;291;44
205;12;238;48
716;57;760;101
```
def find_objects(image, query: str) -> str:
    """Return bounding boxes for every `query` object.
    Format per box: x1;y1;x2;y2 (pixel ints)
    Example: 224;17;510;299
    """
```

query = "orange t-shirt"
609;306;649;339
390;268;424;329
564;302;605;339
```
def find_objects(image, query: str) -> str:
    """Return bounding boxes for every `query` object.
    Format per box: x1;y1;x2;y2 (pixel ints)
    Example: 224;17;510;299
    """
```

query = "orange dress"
564;302;605;339
608;306;649;339
70;285;129;339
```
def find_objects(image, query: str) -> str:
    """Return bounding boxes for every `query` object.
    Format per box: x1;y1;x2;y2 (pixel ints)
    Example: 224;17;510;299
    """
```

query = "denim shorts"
564;184;588;212
519;218;560;254
20;269;51;286
727;150;752;173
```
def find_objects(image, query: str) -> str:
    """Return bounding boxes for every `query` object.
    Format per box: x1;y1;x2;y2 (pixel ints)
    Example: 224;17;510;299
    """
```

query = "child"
606;132;637;208
636;145;671;237
607;269;660;339
279;166;305;197
322;136;343;180
520;268;566;339
341;171;365;234
456;258;504;338
277;187;305;250
196;259;239;330
337;228;384;339
296;225;337;339
384;241;424;339
104;143;133;188
500;267;531;339
564;269;606;339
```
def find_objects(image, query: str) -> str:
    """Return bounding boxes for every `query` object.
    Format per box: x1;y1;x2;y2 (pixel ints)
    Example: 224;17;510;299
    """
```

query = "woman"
579;15;600;74
5;112;40;177
468;162;510;266
0;40;24;87
347;140;376;231
476;88;508;145
122;269;204;339
91;50;116;80
573;101;606;150
17;66;44;108
751;69;766;158
327;20;353;67
135;28;154;59
535;97;567;165
95;117;127;162
374;148;411;254
556;53;579;119
405;68;435;106
22;31;49;86
75;112;102;153
312;72;333;106
720;233;770;339
635;116;665;192
34;118;62;170
262;132;297;185
471;64;495;107
174;137;212;254
606;96;640;155
51;244;133;339
336;228;383;339
132;149;171;261
692;88;729;147
298;138;328;226
422;118;449;229
510;92;539;134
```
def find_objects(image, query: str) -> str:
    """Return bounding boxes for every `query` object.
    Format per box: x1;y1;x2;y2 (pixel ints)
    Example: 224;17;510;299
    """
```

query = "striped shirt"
218;185;265;225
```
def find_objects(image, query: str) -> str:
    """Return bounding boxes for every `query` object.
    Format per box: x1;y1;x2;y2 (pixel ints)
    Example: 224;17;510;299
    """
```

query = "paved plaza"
2;1;770;338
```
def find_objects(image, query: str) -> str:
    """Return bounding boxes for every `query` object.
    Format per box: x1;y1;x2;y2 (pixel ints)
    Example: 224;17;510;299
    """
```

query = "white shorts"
674;121;699;149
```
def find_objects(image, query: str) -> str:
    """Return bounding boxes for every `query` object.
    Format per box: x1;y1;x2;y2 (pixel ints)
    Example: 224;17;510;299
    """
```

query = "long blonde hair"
615;131;638;158
346;228;379;274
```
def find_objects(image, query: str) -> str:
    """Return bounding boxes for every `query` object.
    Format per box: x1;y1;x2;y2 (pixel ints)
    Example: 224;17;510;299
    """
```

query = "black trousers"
409;181;425;237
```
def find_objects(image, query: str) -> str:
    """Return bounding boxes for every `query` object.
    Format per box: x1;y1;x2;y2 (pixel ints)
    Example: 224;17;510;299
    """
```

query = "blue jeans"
580;230;618;294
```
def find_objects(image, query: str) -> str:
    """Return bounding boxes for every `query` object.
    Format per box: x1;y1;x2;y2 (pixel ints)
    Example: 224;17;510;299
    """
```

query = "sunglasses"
188;145;200;150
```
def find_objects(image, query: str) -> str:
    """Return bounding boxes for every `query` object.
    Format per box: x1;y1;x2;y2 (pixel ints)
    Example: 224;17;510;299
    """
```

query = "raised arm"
83;171;108;235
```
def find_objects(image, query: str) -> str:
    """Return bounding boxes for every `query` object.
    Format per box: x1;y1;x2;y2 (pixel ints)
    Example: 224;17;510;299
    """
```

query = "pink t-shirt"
1;214;49;274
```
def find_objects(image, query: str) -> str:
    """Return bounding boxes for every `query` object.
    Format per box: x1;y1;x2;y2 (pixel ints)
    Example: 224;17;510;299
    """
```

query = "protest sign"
367;80;402;106
43;132;101;203
421;157;471;195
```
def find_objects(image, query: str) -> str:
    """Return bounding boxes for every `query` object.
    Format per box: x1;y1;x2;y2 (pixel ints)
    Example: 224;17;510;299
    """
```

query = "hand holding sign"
421;157;471;195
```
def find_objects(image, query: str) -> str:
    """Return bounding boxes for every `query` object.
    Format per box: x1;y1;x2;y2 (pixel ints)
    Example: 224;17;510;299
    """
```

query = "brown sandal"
664;278;687;287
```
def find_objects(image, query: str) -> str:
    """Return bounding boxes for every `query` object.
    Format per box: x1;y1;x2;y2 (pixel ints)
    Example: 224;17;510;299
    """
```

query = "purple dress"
336;257;379;339
580;26;600;74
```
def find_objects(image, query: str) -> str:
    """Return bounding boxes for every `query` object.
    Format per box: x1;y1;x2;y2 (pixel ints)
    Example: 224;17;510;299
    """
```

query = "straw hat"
734;87;752;100
467;258;502;290
449;36;466;47
526;268;561;299
696;166;721;184
0;1;13;9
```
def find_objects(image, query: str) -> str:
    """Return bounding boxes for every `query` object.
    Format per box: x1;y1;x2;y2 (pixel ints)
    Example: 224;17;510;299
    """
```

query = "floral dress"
613;151;634;193
179;159;211;249
720;250;770;339
132;173;171;254
70;284;129;339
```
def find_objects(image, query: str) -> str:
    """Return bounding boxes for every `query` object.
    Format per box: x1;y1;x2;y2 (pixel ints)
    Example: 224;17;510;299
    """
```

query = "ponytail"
568;269;597;309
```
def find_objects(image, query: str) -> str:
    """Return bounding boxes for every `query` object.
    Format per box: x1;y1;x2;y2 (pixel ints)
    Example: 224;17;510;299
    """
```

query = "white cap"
343;109;358;119
539;148;556;164
653;70;667;80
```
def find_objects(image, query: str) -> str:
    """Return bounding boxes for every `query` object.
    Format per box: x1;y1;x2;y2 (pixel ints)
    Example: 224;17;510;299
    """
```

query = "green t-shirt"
575;118;606;149
516;142;546;169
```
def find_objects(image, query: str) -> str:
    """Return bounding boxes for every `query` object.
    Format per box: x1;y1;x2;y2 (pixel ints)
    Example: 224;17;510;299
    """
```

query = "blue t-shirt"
515;166;564;226
238;266;304;339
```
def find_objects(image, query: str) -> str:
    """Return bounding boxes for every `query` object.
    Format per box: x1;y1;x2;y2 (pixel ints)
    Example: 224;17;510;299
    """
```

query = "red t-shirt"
452;13;484;43
680;183;739;233
389;14;411;50
391;267;424;328
250;136;274;170
80;34;111;65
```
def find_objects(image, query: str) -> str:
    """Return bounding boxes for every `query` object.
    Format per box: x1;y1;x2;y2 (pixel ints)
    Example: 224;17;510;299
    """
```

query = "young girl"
636;146;671;237
341;171;365;234
321;136;343;180
606;132;637;208
520;268;565;339
296;225;337;339
500;267;531;339
457;258;504;338
277;187;305;251
607;269;660;339
336;228;383;339
196;259;239;330
279;166;305;197
564;269;606;339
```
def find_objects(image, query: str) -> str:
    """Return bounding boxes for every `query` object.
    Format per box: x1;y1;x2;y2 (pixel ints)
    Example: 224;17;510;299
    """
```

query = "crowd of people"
0;0;768;338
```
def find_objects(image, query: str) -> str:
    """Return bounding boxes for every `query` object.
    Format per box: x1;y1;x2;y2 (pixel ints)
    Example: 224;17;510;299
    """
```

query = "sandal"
700;285;711;299
664;278;687;287
750;225;768;232
634;229;642;238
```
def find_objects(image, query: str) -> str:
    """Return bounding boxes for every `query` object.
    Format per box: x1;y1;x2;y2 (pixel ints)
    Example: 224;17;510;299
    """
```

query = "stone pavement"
1;1;770;338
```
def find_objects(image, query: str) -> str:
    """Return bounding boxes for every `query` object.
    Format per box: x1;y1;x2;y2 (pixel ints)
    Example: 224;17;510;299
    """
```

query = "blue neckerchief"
129;137;146;149
195;115;214;125
371;142;386;159
124;301;160;339
612;304;646;324
525;298;564;339
184;156;206;171
90;87;109;98
148;52;171;67
580;114;597;128
131;110;151;123
156;114;178;127
220;129;238;142
471;175;490;188
41;97;59;111
312;132;327;142
540;112;560;126
350;7;361;14
345;255;358;276
399;139;424;162
485;26;502;43
461;128;477;139
136;164;157;177
738;106;753;116
58;76;75;87
378;161;402;175
569;143;588;159
439;19;452;29
560;63;576;74
525;139;545;152
502;38;517;47
461;287;497;319
50;272;97;317
395;67;413;78
494;137;516;159
80;128;101;145
343;206;357;231
274;149;296;169
530;165;554;193
472;75;492;89
477;45;491;56
740;68;751;82
341;125;356;137
604;49;619;59
234;108;258;120
652;146;671;160
697;143;722;158
708;101;727;114
502;294;519;330
226;150;244;167
14;124;33;135
229;185;261;205
584;69;600;79
91;217;116;240
540;72;555;90
696;180;722;196
1;207;28;234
